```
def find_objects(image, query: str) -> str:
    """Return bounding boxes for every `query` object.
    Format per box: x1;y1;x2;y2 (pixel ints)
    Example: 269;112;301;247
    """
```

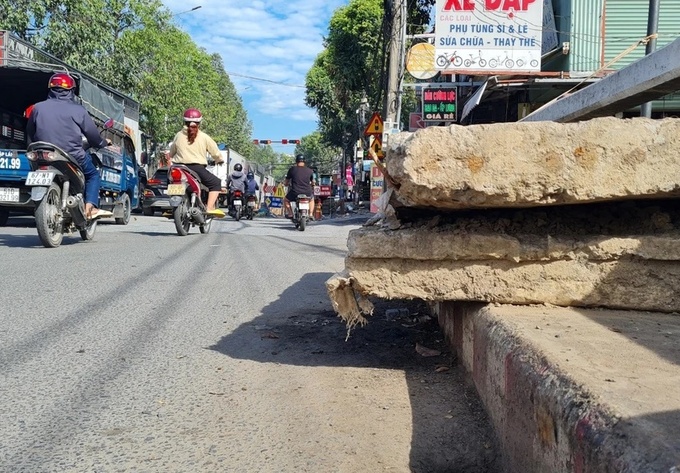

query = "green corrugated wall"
569;0;605;73
604;0;680;111
603;0;680;68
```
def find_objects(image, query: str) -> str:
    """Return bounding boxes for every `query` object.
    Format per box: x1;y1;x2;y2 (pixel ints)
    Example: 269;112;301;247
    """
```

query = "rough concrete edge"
437;302;678;473
325;271;375;339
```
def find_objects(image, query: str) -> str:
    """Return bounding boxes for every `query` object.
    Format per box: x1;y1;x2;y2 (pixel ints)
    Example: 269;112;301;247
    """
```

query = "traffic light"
289;139;300;144
261;139;272;145
281;139;288;144
252;139;259;145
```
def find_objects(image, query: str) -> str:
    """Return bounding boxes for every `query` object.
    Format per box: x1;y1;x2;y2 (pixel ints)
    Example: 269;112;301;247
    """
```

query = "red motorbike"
245;193;257;220
166;164;213;235
229;189;243;221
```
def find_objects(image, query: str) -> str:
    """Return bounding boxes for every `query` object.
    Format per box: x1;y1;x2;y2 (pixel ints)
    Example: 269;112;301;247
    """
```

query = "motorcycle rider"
246;170;259;195
284;154;315;219
227;163;247;212
26;72;114;220
169;108;225;218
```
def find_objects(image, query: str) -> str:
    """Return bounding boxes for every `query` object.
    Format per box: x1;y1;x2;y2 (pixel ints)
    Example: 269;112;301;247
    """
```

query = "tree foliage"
0;0;253;158
305;0;385;150
295;132;340;175
305;0;434;150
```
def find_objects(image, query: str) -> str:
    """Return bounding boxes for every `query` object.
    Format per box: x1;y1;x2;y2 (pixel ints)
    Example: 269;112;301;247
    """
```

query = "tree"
0;0;252;158
249;145;293;182
305;0;385;150
295;132;340;175
305;0;435;148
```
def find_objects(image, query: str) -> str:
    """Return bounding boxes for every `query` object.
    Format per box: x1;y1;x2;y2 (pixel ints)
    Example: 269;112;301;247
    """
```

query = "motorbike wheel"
173;196;191;236
35;182;64;248
79;218;98;241
299;216;306;232
115;193;131;225
200;216;212;234
234;205;242;221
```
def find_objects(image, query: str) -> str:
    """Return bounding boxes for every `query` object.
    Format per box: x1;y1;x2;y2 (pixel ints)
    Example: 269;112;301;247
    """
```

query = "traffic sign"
370;134;384;158
364;112;383;135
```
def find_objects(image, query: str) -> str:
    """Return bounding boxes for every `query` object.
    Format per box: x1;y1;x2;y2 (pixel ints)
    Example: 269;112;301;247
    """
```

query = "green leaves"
0;0;252;158
305;0;434;149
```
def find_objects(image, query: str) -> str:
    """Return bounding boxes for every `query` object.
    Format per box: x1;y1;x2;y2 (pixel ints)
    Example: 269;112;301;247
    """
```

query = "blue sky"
162;0;348;154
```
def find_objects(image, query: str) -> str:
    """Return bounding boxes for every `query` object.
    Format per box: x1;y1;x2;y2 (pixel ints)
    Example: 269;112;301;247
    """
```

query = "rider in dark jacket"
26;72;113;219
246;171;259;194
227;163;247;210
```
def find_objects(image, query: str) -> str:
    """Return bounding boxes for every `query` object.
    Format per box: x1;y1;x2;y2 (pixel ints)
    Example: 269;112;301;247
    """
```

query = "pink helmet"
183;108;203;123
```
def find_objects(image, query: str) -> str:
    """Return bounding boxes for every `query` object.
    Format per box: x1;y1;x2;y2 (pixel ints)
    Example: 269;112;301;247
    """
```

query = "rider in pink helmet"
168;108;225;217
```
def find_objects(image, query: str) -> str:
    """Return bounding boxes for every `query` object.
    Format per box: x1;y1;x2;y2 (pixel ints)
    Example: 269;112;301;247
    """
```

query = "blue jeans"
77;153;101;207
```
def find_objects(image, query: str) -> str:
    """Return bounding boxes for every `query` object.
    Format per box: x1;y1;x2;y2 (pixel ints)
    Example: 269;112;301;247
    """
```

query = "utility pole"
640;0;660;118
383;0;406;129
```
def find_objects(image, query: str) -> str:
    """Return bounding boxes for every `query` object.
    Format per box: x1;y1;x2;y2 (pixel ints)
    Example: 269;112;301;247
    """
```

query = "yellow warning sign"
274;184;286;198
364;112;383;135
370;134;384;158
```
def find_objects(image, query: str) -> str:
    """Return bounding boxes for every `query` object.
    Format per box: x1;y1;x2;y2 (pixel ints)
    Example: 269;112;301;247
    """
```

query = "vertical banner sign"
434;0;545;73
422;87;458;122
369;164;384;214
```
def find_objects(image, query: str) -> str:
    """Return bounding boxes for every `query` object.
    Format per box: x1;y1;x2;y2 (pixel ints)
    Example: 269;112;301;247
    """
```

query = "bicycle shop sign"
434;0;545;74
422;87;457;122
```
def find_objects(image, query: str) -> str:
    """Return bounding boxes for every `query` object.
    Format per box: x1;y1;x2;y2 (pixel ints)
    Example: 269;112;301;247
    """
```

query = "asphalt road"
0;213;501;473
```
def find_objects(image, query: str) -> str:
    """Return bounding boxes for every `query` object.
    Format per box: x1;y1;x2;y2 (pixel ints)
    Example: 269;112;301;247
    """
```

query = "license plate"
247;201;256;207
299;202;309;210
166;184;186;195
0;187;20;202
233;199;242;206
25;171;55;186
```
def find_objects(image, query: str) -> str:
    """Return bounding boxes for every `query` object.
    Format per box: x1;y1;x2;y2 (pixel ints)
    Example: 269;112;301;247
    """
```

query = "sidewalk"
436;302;680;473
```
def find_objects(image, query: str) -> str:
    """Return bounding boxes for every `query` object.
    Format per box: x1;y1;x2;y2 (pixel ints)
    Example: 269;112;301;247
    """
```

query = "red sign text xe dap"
443;0;536;11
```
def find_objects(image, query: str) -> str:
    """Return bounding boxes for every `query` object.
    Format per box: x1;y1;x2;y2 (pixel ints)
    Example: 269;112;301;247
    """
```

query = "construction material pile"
327;117;680;326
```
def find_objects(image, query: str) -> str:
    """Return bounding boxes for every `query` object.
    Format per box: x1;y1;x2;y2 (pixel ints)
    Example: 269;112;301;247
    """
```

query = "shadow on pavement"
209;272;502;473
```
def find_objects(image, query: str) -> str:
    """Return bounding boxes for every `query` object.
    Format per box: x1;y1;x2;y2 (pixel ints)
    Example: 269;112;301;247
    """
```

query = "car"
142;167;172;216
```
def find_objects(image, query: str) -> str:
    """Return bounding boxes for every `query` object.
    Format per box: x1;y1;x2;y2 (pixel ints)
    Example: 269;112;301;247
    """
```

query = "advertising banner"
422;87;457;122
434;0;545;74
370;164;384;214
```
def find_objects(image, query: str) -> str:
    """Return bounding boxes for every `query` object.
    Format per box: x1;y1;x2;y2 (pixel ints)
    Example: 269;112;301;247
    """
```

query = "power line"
225;71;306;88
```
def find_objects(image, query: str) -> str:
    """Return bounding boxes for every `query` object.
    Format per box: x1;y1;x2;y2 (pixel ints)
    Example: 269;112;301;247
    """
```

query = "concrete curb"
436;302;680;473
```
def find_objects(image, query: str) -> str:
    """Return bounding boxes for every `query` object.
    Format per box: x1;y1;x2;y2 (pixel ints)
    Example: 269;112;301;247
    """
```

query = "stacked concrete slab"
326;116;680;472
328;117;680;324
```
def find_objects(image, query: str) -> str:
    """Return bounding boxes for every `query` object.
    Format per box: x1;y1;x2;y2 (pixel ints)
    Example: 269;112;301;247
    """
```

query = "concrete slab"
436;302;680;473
385;117;680;210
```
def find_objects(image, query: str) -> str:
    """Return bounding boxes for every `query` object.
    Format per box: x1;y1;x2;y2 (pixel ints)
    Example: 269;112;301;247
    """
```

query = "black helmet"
234;163;242;172
295;154;305;163
247;171;254;179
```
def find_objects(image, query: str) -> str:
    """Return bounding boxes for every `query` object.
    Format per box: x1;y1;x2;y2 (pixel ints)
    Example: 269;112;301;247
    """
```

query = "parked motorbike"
166;164;213;236
290;194;311;231
229;189;243;221
245;193;257;220
24;141;98;248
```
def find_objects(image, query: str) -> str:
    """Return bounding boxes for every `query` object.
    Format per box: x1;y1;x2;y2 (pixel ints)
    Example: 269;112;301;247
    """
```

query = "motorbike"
24;141;98;248
245;193;257;220
290;194;311;231
229;189;243;221
166;164;213;236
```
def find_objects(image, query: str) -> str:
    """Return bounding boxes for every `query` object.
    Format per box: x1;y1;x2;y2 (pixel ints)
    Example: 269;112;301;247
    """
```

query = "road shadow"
209;272;502;473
